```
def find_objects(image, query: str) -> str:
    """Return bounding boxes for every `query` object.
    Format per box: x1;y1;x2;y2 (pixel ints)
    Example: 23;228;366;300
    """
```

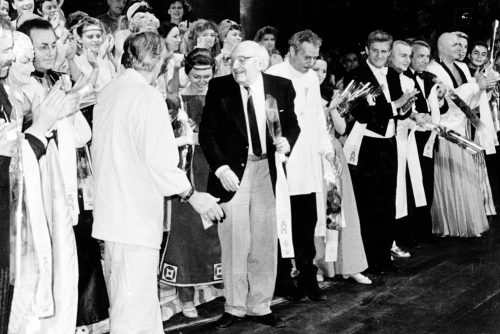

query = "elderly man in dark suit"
199;40;300;329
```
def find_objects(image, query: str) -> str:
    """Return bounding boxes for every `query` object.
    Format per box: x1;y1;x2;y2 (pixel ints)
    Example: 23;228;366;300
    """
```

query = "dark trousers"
486;136;499;207
0;203;12;334
349;136;397;268
74;194;109;326
277;193;318;291
395;131;435;246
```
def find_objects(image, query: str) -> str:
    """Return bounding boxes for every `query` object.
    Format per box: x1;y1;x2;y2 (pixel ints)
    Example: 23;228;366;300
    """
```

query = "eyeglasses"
230;56;255;65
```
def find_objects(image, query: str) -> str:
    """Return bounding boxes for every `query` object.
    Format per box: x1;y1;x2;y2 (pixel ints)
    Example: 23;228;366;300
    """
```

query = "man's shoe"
391;243;411;258
214;312;243;329
380;262;401;274
364;265;382;276
285;285;307;301
305;286;327;301
250;313;285;328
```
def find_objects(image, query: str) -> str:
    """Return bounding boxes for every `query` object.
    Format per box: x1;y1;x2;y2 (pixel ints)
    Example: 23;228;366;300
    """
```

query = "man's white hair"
232;40;270;70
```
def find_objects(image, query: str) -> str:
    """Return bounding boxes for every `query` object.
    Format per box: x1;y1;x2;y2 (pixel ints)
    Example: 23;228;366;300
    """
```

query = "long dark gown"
160;95;222;293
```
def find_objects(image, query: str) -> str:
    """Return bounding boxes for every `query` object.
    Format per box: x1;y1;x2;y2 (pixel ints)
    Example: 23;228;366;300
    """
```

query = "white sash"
395;119;427;219
343;121;367;166
21;140;54;318
56;118;79;225
275;152;294;258
423;85;441;158
476;91;498;155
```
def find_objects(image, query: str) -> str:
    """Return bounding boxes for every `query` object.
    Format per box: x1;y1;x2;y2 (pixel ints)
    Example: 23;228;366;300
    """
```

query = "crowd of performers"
0;0;500;333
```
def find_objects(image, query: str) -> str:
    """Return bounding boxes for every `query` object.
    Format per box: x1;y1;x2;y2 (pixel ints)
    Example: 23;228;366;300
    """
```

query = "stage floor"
165;216;500;334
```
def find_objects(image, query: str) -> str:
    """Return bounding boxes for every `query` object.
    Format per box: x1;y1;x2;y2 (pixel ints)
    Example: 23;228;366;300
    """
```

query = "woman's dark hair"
315;54;335;102
66;11;89;30
184;47;215;75
157;21;177;38
253;25;279;42
163;0;192;21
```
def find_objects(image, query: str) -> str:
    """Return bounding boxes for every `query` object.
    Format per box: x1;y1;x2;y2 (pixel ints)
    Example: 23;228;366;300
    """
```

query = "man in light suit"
199;40;300;329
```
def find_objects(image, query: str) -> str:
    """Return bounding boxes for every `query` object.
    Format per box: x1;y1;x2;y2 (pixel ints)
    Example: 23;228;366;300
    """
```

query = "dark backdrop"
61;0;500;55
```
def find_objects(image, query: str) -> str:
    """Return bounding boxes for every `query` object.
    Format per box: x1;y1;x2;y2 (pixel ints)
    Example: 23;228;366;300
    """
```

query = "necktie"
245;87;262;156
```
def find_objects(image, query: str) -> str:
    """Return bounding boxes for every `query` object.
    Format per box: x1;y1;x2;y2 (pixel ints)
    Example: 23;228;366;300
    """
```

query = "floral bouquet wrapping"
331;80;384;117
171;107;195;184
410;113;483;154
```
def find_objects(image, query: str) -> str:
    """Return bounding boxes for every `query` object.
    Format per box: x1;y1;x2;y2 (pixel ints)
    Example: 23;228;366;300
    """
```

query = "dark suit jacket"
403;69;449;115
199;73;300;203
344;63;406;136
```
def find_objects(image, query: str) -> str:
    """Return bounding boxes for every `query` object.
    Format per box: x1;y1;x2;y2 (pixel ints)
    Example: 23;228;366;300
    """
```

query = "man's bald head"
437;32;461;61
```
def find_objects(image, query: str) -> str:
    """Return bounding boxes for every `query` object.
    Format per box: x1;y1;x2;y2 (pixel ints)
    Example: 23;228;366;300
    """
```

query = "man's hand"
477;75;499;92
393;89;419;109
274;137;290;154
31;82;67;134
188;191;224;222
414;113;431;126
218;168;240;192
436;84;447;100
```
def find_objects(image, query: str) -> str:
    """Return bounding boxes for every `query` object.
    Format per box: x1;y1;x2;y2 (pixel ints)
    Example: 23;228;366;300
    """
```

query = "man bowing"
199;40;300;328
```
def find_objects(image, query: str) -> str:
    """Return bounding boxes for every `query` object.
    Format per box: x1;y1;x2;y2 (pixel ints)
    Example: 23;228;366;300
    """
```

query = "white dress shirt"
410;68;426;95
92;69;191;249
364;60;396;138
267;59;333;195
239;74;267;156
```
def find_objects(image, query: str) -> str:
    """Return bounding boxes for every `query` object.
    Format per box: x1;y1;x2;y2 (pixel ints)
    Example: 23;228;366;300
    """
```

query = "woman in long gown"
160;48;222;318
312;56;371;284
427;52;494;238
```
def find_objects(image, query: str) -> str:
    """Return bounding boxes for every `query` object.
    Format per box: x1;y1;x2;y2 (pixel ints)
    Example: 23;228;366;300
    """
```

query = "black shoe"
364;265;382;276
304;285;327;301
285;285;307;301
214;312;243;329
275;279;307;301
380;262;401;274
250;313;285;328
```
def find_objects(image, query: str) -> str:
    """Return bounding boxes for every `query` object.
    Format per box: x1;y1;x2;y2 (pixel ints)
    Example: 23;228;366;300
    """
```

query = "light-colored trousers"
219;159;277;317
103;242;163;334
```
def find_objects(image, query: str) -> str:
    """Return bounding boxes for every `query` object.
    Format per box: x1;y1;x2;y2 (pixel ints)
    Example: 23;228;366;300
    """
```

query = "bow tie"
413;71;424;79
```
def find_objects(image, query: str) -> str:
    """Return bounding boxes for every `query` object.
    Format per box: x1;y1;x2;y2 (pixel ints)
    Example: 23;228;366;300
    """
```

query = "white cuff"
391;102;397;116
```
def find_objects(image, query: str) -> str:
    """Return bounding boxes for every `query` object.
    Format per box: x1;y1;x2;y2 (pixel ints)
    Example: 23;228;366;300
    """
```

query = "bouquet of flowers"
326;181;343;231
331;80;384;117
171;107;195;181
410;113;483;154
265;94;282;144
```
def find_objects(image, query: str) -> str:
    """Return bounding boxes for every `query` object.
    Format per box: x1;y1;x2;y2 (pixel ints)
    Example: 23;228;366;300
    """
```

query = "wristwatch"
182;185;195;201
